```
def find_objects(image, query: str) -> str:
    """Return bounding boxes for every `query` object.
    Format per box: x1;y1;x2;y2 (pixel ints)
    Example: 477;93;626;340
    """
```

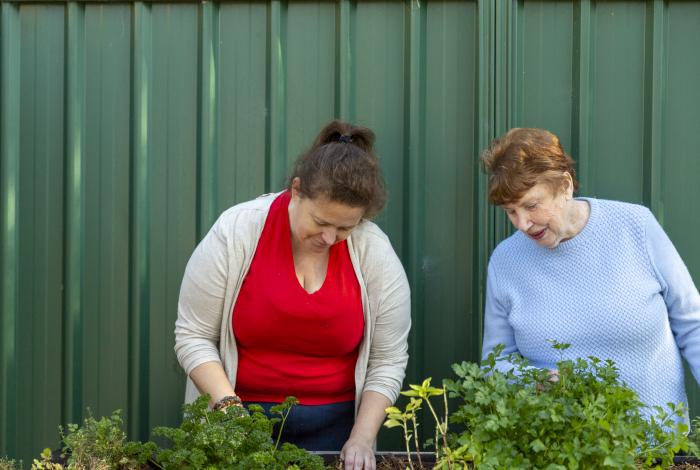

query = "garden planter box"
50;448;699;469
313;452;699;469
314;451;437;469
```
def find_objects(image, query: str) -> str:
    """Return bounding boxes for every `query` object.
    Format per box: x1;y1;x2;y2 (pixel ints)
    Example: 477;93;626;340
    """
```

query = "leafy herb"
386;342;698;469
152;395;325;469
0;457;21;470
58;409;156;469
691;417;700;453
385;378;451;469
31;449;65;470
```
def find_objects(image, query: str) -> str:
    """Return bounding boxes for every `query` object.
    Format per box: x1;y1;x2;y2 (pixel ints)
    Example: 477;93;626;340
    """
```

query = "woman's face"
288;181;365;254
501;178;576;249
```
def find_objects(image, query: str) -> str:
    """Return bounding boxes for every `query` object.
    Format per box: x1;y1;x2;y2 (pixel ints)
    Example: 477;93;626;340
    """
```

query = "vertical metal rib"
0;2;21;456
405;0;425;381
643;0;665;221
572;0;592;193
129;0;152;441
63;0;86;426
335;0;353;121
507;0;523;129
266;0;286;192
492;0;510;245
197;1;219;239
473;0;496;355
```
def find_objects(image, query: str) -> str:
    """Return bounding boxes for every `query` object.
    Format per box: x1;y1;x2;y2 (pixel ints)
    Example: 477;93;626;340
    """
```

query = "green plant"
690;417;700;455
385;378;452;470
58;410;156;469
0;457;21;470
445;343;692;469
386;342;696;470
30;449;63;470
152;395;325;469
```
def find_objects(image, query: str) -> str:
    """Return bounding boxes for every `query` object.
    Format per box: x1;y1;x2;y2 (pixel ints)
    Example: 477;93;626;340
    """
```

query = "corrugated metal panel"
498;0;700;421
1;0;699;463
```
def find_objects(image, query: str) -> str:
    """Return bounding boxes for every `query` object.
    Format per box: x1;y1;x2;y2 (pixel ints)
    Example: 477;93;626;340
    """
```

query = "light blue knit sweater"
481;198;700;421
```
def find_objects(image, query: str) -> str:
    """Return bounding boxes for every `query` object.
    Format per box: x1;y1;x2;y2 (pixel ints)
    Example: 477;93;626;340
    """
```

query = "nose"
509;210;532;232
320;228;337;245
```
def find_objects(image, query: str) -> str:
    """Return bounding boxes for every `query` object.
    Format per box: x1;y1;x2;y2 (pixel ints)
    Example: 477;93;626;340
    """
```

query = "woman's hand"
536;369;560;392
340;435;375;470
340;391;390;469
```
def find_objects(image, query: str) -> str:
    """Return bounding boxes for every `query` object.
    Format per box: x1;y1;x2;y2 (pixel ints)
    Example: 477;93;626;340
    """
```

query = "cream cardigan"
174;193;411;412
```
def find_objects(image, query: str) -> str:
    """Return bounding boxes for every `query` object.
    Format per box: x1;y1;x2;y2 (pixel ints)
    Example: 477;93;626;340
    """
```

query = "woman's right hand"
536;369;559;392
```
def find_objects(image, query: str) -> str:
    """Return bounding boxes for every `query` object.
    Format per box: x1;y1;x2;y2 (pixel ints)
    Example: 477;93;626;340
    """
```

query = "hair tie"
338;134;353;144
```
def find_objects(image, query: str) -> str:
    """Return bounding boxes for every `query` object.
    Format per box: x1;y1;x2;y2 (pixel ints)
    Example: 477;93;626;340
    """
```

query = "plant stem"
411;414;423;469
443;391;453;470
403;421;415;470
425;396;451;466
274;407;292;452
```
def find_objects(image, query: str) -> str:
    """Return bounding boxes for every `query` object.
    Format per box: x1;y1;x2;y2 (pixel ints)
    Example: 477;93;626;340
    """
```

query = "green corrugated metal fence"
1;0;699;463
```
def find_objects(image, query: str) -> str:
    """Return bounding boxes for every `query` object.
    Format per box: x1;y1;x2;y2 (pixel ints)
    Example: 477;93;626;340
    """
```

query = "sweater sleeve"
174;213;230;376
362;246;412;404
645;214;700;386
481;258;521;374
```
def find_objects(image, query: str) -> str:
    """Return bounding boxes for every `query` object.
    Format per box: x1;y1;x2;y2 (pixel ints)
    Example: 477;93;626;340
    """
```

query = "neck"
563;199;590;240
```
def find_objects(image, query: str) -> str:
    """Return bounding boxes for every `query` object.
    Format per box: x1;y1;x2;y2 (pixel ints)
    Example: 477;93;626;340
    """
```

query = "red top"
232;191;364;404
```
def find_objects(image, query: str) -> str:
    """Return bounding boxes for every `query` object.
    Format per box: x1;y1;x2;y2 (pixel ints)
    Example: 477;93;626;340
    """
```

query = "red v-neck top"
232;191;364;404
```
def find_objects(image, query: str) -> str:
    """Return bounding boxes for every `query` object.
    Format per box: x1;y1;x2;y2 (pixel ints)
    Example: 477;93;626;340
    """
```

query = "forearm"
350;390;391;444
189;361;236;405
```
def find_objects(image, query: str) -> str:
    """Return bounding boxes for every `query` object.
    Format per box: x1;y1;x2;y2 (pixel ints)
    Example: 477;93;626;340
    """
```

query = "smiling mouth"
529;228;546;240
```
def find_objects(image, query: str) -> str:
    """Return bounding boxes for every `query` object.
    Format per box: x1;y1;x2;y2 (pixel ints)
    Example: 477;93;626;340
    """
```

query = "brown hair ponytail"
288;120;387;218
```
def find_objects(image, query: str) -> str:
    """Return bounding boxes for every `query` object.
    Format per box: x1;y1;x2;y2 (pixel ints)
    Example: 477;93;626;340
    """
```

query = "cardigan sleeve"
362;244;412;404
174;213;231;376
645;213;700;387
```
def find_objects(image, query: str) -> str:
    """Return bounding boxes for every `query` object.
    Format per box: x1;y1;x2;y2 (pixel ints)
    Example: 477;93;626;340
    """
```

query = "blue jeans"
245;400;354;451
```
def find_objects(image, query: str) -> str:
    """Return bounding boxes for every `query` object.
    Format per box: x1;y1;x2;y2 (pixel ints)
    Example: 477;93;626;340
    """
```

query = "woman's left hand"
340;436;376;470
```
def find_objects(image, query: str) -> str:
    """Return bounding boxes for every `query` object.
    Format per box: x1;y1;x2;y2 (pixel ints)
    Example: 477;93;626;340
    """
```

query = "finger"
344;451;356;470
354;454;364;470
366;452;375;470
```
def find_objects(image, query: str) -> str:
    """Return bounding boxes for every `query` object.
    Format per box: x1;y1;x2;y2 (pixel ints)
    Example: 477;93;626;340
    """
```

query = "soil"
325;454;700;470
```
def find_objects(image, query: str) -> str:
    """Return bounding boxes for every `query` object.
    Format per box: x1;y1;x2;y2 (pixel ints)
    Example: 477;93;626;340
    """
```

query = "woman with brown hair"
480;128;700;424
175;120;411;469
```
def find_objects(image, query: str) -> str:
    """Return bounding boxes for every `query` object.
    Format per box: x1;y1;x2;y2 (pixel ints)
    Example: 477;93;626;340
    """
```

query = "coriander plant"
386;342;697;470
445;343;692;469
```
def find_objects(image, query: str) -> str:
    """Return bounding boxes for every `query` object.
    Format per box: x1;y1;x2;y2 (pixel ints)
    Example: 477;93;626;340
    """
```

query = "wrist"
212;394;243;411
347;429;375;447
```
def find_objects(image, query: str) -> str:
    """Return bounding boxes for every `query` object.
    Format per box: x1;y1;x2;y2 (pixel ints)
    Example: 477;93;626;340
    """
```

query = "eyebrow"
312;215;357;231
503;196;539;210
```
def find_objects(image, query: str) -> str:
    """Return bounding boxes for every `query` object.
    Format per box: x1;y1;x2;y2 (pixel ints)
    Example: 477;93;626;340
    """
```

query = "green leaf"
530;439;546;452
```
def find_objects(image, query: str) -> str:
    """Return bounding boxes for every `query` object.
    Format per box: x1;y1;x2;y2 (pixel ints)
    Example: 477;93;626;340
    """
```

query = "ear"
290;177;301;197
561;172;574;197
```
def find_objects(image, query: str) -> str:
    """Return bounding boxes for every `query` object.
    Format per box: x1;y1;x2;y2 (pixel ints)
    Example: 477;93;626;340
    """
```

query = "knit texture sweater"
482;198;700;421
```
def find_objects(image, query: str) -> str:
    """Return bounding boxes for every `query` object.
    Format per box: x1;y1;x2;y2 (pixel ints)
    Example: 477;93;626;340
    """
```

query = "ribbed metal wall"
1;0;699;463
